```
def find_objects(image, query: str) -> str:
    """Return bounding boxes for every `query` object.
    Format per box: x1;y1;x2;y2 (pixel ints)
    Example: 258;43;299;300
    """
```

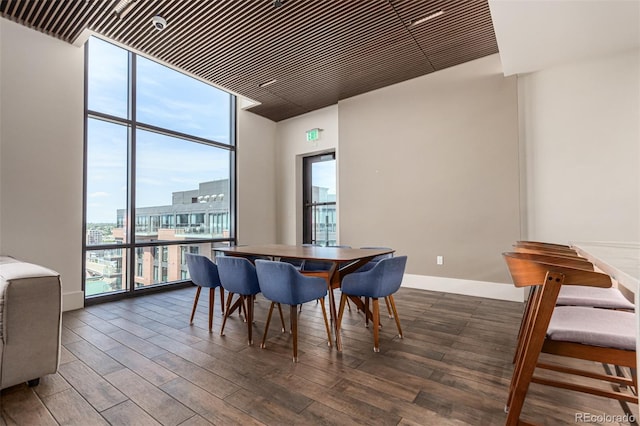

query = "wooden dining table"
214;244;394;350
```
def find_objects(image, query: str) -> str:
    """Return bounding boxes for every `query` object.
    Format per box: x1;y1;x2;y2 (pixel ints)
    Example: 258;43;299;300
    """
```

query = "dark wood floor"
0;287;634;425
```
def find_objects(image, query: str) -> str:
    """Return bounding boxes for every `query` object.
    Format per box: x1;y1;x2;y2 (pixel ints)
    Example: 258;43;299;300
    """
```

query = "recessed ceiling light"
410;9;444;27
258;79;277;88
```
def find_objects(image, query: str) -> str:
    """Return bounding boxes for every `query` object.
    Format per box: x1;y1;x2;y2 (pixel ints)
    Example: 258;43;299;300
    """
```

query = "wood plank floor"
0;287;635;425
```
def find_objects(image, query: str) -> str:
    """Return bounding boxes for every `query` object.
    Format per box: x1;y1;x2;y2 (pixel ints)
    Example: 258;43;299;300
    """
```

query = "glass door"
303;152;336;246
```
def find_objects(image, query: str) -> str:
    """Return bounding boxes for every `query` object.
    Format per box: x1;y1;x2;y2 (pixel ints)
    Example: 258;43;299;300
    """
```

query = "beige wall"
338;54;520;283
0;19;85;310
236;108;277;245
274;105;339;244
519;48;640;243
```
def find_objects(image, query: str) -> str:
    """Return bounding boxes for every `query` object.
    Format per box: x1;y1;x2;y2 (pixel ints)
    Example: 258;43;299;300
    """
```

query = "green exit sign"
306;128;320;142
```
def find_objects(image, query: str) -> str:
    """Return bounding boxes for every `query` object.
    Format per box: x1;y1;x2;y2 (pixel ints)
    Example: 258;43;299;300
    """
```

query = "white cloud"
89;191;110;198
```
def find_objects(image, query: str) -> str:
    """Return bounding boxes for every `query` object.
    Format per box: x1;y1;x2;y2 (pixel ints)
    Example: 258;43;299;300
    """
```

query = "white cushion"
547;306;636;351
557;285;634;310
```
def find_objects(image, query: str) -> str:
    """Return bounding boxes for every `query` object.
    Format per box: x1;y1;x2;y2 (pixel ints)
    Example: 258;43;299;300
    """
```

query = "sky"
86;36;336;224
312;160;336;199
86;37;231;223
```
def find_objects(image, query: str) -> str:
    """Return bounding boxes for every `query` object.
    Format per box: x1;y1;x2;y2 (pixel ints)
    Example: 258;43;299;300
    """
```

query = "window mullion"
127;50;137;294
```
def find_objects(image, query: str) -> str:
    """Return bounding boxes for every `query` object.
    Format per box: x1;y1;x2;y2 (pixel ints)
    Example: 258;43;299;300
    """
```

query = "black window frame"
302;152;336;246
82;36;237;304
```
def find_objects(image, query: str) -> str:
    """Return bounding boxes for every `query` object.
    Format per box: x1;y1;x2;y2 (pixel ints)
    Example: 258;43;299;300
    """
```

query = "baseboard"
60;277;524;310
63;290;85;312
401;274;525;302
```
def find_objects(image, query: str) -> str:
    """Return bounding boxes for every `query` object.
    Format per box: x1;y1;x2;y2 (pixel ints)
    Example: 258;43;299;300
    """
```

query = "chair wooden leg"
364;297;370;328
208;288;215;332
190;286;201;325
337;294;347;326
240;296;245;319
337;294;347;345
372;298;380;353
388;295;403;338
219;286;225;315
508;286;541;409
384;296;393;318
506;326;544;424
319;298;332;347
219;292;235;336
346;297;352;312
277;303;286;332
291;304;298;362
246;295;253;345
261;301;275;349
513;287;535;364
505;276;561;425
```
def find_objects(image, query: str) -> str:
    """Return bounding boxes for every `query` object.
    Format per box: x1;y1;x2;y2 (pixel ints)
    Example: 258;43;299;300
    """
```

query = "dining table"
214;244;394;350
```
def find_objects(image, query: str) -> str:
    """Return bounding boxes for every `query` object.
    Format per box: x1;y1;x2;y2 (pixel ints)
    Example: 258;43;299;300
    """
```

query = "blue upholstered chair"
279;257;305;269
301;244;351;272
280;243;322;270
255;260;332;362
359;247;394;319
338;256;407;352
359;246;393;265
216;256;262;345
185;253;224;332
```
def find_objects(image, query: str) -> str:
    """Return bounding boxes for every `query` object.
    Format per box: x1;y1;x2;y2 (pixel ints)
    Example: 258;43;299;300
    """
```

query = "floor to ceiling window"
84;36;236;301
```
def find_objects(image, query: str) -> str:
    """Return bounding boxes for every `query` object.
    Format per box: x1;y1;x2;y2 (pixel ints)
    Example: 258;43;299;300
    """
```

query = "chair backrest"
343;256;407;298
216;256;260;295
360;246;393;262
301;260;332;271
513;246;585;260
185;253;221;288
507;251;593;271
514;241;576;255
502;252;611;289
515;240;572;251
279;258;305;268
255;260;327;305
302;245;351;271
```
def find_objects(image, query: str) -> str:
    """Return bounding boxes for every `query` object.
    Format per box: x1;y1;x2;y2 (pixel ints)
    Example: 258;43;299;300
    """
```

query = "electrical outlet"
436;255;443;265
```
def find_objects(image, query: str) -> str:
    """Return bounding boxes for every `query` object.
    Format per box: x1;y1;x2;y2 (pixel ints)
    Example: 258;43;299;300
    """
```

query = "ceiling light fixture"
258;79;277;88
114;0;137;18
410;9;444;26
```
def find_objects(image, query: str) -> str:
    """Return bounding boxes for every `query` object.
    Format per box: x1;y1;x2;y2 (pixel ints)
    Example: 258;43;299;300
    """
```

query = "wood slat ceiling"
0;0;499;122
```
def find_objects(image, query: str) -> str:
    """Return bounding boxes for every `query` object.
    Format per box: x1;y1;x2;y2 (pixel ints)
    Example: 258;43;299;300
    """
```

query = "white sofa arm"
0;256;62;389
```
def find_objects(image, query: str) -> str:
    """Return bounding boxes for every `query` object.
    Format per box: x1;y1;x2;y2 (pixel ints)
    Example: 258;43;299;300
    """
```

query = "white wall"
0;19;85;310
236;108;277;244
274;105;339;244
519;48;640;243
